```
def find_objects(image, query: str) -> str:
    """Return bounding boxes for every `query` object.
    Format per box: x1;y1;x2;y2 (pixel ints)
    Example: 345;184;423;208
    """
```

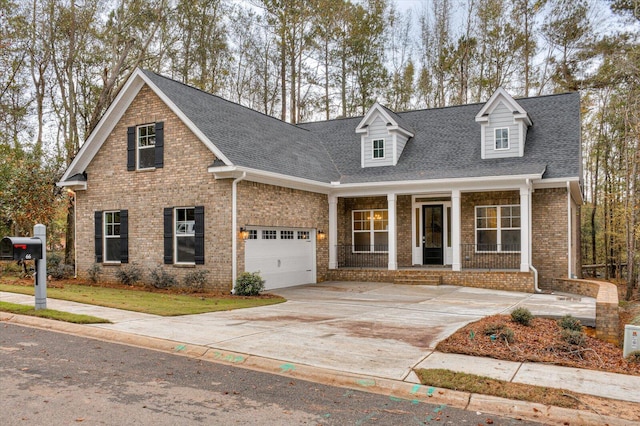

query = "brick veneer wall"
552;278;620;345
236;181;329;284
76;85;330;292
532;188;569;287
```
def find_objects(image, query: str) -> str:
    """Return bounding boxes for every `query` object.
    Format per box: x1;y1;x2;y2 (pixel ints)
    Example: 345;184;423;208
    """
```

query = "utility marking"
211;351;245;363
427;387;435;397
410;384;421;394
279;363;296;373
356;378;376;387
389;396;403;402
174;344;186;352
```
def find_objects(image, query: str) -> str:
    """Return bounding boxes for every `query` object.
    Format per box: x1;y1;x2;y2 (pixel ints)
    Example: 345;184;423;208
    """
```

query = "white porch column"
387;193;397;270
328;195;338;269
451;189;461;271
520;186;531;272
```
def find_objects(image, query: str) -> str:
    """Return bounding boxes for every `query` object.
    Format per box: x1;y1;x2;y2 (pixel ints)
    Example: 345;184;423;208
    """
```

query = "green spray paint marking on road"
410;384;421;395
356;378;376;387
389;396;403;402
174;345;186;352
210;351;245;363
427;386;435;397
279;363;296;373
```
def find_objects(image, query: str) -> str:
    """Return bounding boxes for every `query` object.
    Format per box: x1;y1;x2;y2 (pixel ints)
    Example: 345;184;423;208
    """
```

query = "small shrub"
483;323;506;336
511;307;534;326
87;263;102;283
561;329;586;347
115;264;143;286
183;269;209;292
49;263;74;280
626;351;640;363
149;266;177;289
558;315;583;332
497;327;515;344
46;252;63;270
234;271;265;296
2;261;23;274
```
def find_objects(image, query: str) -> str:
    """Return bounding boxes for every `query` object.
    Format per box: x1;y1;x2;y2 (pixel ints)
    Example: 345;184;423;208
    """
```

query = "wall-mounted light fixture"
317;230;326;240
239;227;249;240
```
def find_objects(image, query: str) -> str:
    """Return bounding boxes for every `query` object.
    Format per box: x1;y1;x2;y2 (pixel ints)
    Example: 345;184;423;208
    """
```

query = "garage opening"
244;227;316;290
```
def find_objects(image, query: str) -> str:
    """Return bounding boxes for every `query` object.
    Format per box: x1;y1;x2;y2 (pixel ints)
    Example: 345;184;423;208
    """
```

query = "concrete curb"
2;312;637;426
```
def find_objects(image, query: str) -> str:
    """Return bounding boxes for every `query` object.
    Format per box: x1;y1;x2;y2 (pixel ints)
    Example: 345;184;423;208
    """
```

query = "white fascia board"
388;125;414;138
533;177;584;204
208;165;333;194
59;70;146;183
138;72;232;166
476;87;527;120
330;173;545;198
56;180;87;191
356;102;393;131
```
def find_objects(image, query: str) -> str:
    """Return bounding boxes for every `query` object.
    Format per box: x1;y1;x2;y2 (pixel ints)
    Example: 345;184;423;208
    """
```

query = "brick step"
394;275;442;286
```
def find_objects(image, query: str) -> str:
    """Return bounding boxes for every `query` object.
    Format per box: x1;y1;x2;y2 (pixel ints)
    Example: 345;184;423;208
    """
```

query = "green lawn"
0;301;110;324
0;281;286;316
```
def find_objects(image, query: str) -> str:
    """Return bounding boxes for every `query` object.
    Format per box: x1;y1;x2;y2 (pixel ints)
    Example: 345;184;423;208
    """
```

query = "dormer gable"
356;102;414;168
475;87;532;159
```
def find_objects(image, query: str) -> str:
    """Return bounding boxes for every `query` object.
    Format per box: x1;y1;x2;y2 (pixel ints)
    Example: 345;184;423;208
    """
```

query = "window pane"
176;236;195;263
501;230;521;251
477;230;497;251
373;232;388;251
138;147;155;169
105;238;121;262
353;232;371;251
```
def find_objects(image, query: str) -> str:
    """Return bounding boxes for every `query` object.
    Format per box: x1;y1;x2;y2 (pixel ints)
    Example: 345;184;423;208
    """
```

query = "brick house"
58;69;582;293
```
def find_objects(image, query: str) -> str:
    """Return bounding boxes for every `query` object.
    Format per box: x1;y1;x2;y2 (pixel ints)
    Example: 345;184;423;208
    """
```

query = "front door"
423;205;443;265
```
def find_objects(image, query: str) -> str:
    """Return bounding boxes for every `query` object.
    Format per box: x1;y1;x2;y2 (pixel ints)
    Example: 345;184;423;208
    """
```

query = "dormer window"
373;139;385;159
495;128;509;150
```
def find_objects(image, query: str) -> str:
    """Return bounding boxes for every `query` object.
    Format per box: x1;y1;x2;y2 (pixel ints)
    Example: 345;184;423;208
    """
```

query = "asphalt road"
0;323;543;425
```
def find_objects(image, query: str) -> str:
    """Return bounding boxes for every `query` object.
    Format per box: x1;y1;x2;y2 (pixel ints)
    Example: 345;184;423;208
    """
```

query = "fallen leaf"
486;419;494;424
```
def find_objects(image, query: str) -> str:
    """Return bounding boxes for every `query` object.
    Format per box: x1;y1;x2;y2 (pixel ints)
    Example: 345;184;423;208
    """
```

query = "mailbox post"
33;224;47;310
0;224;47;310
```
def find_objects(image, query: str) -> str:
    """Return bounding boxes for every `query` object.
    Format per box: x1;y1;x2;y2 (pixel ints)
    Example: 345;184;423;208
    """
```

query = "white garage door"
244;227;316;290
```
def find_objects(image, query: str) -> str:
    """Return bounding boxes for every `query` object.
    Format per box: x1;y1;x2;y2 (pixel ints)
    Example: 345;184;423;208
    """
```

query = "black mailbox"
0;237;43;261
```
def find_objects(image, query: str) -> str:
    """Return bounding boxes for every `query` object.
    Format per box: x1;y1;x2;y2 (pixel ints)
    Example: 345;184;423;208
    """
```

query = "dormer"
356;103;414;168
475;87;532;159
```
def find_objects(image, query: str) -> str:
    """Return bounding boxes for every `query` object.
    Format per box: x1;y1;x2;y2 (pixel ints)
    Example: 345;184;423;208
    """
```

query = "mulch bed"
436;314;640;376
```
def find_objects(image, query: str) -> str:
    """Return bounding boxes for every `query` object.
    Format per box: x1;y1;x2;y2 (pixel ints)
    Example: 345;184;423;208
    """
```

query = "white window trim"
174;207;195;265
352;209;388;253
372;138;385;159
137;123;156;170
475;204;521;253
494;127;509;150
104;210;121;264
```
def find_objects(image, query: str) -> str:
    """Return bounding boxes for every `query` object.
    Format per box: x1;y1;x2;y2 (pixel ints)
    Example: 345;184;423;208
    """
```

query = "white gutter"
231;172;246;294
567;181;572;279
526;178;541;293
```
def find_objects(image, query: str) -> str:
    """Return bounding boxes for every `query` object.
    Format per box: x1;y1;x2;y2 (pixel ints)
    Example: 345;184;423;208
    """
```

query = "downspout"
231;172;246;294
567;181;573;279
527;179;541;293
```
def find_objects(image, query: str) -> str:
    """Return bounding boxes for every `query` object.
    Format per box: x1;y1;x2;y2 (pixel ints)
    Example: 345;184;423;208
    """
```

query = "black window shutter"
120;210;129;263
154;121;164;168
94;211;103;263
163;208;173;264
127;126;136;171
194;206;205;265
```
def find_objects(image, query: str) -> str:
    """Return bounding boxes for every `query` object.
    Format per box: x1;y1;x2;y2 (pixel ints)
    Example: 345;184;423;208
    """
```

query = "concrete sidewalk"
2;283;639;425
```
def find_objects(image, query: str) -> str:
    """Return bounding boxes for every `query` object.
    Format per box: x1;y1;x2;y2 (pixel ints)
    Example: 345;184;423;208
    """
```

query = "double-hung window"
164;206;204;265
495;128;509;150
353;209;388;252
137;124;156;169
373;139;385;159
94;210;128;264
475;205;520;252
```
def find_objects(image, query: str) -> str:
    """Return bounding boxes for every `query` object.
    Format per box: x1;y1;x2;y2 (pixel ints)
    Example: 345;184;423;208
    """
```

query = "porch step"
394;273;443;286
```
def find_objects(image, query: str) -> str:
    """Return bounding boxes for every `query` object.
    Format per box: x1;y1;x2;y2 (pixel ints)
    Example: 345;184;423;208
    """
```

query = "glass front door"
422;205;443;265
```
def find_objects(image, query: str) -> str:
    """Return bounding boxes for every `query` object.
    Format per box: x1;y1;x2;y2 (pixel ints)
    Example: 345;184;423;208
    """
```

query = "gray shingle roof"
142;70;340;183
299;92;581;183
143;70;580;185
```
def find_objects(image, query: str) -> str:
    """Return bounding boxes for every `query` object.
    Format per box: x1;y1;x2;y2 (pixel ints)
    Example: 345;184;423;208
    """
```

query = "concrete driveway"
77;281;595;381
